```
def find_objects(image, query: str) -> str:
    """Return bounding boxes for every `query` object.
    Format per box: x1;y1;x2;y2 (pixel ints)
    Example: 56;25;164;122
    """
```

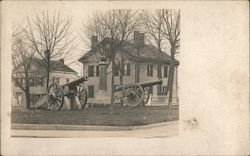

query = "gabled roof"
33;58;78;74
13;57;78;74
124;43;179;65
78;40;179;65
78;50;95;63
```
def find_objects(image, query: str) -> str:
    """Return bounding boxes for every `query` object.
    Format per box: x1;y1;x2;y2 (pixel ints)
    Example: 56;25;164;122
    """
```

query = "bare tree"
140;9;180;105
140;10;165;95
12;25;36;109
85;9;139;112
23;11;77;91
161;9;180;105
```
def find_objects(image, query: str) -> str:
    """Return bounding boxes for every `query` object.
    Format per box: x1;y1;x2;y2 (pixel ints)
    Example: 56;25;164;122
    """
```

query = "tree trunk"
119;51;124;106
46;70;50;92
46;59;50;93
157;64;162;95
168;46;175;105
110;60;115;114
120;50;124;85
25;83;31;109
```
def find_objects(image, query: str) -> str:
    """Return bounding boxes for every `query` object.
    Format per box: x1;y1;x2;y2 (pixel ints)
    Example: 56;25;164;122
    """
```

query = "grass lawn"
11;106;179;126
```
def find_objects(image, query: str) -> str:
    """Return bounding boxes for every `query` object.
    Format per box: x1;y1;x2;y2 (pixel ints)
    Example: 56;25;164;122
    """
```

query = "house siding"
82;57;179;105
12;70;79;108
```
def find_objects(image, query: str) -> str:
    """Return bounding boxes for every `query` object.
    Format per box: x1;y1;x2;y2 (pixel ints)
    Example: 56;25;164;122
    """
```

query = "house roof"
124;44;179;65
33;58;78;74
78;40;179;65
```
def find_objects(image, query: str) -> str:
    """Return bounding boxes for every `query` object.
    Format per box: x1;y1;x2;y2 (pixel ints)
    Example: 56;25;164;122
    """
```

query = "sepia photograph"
1;1;249;155
11;8;180;138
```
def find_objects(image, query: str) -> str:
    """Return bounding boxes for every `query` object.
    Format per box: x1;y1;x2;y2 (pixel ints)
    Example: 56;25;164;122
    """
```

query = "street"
11;121;179;138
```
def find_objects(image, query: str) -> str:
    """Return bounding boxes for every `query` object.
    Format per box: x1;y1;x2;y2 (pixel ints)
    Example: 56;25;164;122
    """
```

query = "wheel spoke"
56;100;61;107
57;97;62;101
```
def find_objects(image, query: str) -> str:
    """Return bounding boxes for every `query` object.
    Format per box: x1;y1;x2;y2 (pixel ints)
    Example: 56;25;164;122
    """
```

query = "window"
52;77;59;84
157;84;162;95
88;65;94;77
114;64;119;76
88;85;94;98
147;65;153;77
162;86;168;95
164;66;168;78
37;77;44;87
30;94;34;104
124;63;130;76
30;78;35;86
96;66;99;77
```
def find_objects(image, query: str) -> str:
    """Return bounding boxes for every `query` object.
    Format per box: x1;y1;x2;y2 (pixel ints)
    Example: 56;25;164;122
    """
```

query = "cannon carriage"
34;77;162;110
35;76;88;111
114;79;163;106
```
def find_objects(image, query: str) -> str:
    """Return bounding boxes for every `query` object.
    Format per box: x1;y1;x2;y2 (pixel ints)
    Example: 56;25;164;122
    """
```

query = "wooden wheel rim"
47;83;64;111
122;84;145;106
142;87;150;106
77;84;88;109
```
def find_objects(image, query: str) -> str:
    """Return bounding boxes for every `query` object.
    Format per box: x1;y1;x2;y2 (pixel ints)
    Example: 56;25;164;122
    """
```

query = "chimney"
59;59;64;64
91;35;98;50
134;31;145;46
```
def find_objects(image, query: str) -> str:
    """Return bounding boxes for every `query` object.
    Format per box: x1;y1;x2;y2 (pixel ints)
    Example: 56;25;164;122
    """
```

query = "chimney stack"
91;35;98;50
59;59;64;64
134;31;145;46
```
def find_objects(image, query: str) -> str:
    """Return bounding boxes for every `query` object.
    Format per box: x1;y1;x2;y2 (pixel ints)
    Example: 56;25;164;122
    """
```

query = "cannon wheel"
122;84;145;106
77;84;88;109
142;87;150;106
47;83;64;111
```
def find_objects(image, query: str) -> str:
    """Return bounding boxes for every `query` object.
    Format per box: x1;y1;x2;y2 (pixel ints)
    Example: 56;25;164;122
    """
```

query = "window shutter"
164;66;168;77
147;65;149;76
88;85;94;98
96;66;99;77
151;65;153;76
88;65;94;77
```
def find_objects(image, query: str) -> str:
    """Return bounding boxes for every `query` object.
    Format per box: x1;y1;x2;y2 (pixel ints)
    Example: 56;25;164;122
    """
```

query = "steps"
149;96;179;106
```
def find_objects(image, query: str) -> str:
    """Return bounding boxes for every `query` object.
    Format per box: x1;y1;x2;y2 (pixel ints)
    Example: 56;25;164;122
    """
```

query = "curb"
11;120;179;131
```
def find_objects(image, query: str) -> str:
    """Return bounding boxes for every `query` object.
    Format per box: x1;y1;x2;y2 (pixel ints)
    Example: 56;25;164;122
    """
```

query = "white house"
12;58;79;108
79;31;179;106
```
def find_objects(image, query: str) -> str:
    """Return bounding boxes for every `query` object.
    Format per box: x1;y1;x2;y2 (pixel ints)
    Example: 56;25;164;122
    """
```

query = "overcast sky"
9;1;179;76
10;2;101;76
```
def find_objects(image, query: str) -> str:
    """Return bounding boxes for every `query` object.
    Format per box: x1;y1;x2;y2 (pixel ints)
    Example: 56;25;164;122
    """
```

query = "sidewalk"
11;121;179;138
12;120;178;131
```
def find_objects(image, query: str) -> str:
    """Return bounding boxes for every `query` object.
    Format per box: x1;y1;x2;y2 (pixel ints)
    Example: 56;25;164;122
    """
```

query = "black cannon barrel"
62;76;88;87
139;79;163;88
115;79;162;91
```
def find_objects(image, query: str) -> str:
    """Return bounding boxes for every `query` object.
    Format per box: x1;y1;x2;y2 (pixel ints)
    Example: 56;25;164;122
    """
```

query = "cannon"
35;76;88;111
114;79;162;106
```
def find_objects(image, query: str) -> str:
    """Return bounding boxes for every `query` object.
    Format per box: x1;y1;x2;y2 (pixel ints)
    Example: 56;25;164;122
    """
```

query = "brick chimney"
134;31;145;46
59;59;64;64
91;35;98;50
